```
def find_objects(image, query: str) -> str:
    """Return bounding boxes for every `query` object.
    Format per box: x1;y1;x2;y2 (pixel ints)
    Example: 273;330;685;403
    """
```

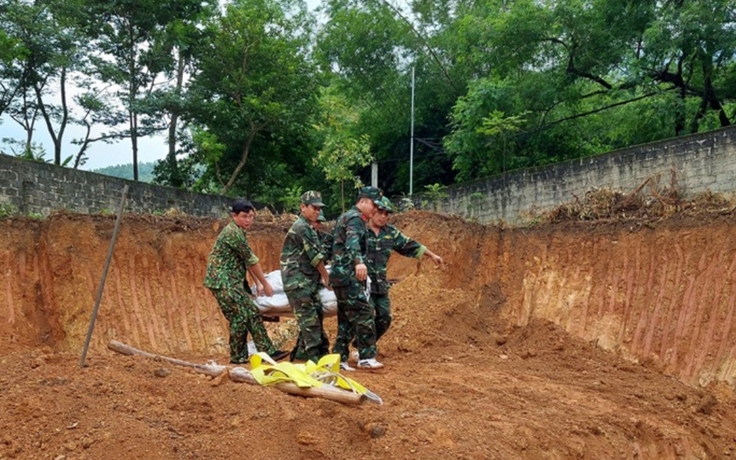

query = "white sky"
0;119;166;171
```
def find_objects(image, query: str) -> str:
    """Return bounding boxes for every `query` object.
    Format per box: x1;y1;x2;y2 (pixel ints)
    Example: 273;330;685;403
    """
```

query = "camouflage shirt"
366;223;426;294
204;219;259;289
280;215;325;292
329;206;369;287
318;229;334;262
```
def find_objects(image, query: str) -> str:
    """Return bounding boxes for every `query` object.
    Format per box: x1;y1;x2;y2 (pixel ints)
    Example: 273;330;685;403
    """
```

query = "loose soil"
2;209;736;459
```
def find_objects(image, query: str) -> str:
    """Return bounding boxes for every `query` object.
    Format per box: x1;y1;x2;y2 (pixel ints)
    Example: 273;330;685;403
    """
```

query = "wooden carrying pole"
107;340;366;406
79;185;128;368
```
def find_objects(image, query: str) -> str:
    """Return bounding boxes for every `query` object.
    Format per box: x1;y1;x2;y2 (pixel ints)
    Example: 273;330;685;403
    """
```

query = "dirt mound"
3;209;736;458
543;171;736;224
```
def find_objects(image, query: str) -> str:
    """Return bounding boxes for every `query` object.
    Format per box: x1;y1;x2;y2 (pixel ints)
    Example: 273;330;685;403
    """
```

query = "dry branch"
107;340;226;377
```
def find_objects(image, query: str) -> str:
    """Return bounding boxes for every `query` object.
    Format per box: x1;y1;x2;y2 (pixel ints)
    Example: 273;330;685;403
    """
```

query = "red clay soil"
2;211;736;459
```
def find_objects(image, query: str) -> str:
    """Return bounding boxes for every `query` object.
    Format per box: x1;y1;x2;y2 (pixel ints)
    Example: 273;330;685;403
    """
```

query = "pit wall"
2;213;735;389
422;126;736;224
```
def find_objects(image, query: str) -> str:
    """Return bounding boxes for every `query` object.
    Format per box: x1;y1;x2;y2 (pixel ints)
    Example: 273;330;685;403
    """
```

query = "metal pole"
79;184;129;367
371;161;378;188
410;66;415;196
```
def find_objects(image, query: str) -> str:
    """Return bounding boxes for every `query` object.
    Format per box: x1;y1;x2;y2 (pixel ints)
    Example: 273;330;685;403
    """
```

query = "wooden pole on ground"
79;185;128;368
107;340;226;377
107;340;366;405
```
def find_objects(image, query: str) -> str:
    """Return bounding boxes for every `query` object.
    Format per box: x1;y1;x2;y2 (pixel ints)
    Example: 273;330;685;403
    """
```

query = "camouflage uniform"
316;210;333;262
366;223;426;340
330;196;381;361
204;220;276;363
280;214;329;362
330;206;372;361
318;229;334;262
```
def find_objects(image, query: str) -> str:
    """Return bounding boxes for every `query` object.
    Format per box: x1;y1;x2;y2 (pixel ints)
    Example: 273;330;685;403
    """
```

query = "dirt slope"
2;211;736;459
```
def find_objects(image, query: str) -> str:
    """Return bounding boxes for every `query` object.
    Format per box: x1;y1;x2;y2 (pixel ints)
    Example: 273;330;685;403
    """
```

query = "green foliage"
183;0;320;197
313;86;374;211
0;27;25;65
280;185;303;214
2;140;49;163
73;0;209;179
423;183;447;211
4;0;736;210
93;162;156;183
0;202;16;218
469;192;484;202
397;197;415;212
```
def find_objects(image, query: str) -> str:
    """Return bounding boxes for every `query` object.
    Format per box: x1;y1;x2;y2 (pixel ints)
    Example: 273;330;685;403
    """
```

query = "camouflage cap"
357;186;383;205
301;190;325;207
377;196;395;213
317;210;327;222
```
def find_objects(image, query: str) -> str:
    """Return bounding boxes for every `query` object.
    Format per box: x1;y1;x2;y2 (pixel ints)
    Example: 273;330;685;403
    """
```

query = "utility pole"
371;161;378;188
409;66;415;195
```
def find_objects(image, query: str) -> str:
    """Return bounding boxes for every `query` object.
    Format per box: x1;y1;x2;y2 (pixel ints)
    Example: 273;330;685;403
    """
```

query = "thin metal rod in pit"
79;184;129;367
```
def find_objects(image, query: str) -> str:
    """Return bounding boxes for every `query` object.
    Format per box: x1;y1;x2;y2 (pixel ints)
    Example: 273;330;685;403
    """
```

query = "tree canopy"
3;0;736;209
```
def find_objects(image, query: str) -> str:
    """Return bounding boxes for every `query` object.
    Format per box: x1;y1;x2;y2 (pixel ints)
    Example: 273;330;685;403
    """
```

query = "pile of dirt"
543;171;736;224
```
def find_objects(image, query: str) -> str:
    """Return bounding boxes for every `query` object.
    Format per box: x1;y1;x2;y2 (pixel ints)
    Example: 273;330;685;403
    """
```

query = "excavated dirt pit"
2;210;736;459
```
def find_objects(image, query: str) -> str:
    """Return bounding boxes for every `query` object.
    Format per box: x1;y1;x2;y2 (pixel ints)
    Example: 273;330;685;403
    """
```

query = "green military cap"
377;196;394;213
301;190;325;207
357;186;383;205
317;210;327;222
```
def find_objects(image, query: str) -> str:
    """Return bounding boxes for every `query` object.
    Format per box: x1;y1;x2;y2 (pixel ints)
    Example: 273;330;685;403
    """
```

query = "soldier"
330;186;384;370
280;191;331;362
366;196;443;342
314;210;333;262
204;200;289;364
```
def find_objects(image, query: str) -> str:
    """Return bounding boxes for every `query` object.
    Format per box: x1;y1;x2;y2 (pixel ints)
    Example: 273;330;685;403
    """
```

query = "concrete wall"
4;126;736;221
421;126;736;224
0;154;230;217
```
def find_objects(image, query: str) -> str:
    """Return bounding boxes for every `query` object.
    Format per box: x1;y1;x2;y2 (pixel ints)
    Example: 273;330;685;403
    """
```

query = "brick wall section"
421;126;736;224
0;154;230;217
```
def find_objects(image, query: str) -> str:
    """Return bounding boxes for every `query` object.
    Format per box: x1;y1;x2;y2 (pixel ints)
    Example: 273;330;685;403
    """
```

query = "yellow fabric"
249;352;375;399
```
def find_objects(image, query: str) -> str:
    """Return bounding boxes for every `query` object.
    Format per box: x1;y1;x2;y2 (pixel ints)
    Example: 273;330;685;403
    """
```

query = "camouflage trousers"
286;285;329;362
331;282;377;361
371;293;392;341
344;293;392;355
209;286;276;363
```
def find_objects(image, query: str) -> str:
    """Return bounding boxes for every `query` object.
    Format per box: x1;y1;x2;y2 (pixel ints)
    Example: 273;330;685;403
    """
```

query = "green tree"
313;87;373;212
76;0;205;180
146;4;216;188
317;0;441;197
0;19;27;116
183;0;320;196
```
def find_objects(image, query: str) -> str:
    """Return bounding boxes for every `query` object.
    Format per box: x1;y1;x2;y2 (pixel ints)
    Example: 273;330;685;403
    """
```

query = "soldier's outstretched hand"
426;250;443;267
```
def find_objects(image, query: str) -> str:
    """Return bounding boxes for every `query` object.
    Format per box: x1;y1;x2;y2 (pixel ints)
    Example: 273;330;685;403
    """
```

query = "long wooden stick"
107;340;225;377
80;185;128;368
107;340;366;405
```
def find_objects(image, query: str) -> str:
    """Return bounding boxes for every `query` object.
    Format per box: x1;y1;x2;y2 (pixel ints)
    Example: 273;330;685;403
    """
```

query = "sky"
0;0;326;172
0;117;167;171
